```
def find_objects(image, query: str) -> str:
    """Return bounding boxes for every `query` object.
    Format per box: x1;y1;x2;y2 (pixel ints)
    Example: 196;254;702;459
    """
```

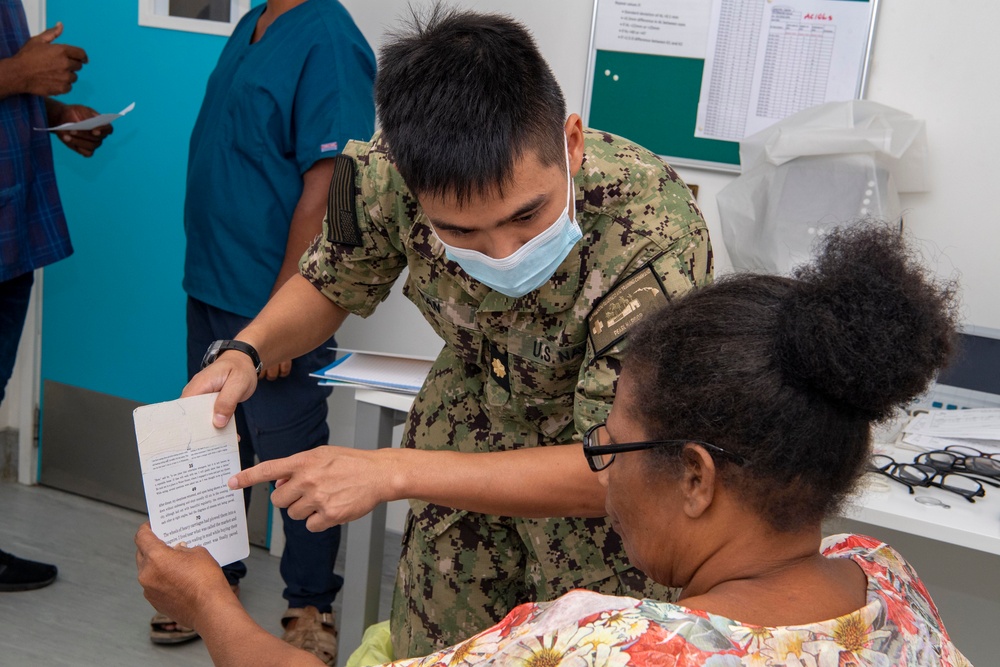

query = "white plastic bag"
718;100;928;273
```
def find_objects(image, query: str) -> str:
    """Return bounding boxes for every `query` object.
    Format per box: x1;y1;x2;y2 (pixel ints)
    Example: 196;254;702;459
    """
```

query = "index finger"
228;458;295;490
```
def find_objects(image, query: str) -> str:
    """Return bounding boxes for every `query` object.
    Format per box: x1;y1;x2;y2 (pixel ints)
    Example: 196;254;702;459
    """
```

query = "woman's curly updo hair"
624;223;959;532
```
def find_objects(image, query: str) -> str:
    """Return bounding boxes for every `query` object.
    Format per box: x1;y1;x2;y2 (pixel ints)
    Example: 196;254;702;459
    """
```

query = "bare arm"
259;159;337;380
182;274;349;427
231;440;607;529
182;159;348;425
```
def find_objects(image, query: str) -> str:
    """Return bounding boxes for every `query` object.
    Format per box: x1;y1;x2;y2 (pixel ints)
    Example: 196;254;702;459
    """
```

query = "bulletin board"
583;0;880;172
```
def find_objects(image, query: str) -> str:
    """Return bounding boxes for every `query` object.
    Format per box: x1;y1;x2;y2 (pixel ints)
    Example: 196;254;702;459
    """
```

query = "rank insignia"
488;342;511;392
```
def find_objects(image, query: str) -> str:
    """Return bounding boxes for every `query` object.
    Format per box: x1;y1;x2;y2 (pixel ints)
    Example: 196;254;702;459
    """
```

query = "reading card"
133;393;249;565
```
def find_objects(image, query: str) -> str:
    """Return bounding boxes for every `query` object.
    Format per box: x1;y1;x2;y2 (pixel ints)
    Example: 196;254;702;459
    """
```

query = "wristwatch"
201;340;264;376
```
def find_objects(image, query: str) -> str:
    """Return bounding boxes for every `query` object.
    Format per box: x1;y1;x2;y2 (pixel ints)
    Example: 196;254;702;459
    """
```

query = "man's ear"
565;114;585;176
680;444;717;519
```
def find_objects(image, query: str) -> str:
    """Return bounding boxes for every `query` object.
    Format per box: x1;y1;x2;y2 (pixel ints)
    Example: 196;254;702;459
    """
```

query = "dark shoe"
0;549;58;591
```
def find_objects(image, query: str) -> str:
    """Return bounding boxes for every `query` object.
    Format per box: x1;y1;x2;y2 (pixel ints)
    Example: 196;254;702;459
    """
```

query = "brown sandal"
281;606;338;666
149;611;199;644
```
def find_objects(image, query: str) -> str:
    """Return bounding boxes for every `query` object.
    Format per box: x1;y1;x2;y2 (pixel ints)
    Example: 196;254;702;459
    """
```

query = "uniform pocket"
226;80;277;163
411;285;482;366
506;333;585;439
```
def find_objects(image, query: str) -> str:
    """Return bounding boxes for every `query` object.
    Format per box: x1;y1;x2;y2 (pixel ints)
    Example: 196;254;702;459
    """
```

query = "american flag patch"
320;141;339;153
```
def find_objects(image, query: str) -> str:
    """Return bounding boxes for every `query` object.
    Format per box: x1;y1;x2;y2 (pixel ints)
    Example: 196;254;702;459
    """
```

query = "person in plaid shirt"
0;0;112;592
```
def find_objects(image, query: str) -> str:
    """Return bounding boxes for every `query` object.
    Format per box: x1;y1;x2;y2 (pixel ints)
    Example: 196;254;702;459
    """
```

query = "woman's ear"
680;444;717;519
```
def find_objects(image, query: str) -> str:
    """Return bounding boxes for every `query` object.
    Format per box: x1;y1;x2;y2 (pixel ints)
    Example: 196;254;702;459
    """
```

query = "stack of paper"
312;349;435;395
900;408;1000;454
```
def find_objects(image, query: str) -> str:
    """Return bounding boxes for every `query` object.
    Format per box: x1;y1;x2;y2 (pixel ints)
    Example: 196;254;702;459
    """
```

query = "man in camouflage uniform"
182;8;711;659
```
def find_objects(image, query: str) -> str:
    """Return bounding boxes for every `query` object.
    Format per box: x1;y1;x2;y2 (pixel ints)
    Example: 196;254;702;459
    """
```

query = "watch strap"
202;339;264;376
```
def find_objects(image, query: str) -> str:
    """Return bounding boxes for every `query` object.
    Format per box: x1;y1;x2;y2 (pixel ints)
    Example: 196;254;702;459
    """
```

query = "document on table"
35;102;135;131
133;393;249;566
311;349;435;394
903;408;1000;441
900;432;1000;455
897;408;1000;454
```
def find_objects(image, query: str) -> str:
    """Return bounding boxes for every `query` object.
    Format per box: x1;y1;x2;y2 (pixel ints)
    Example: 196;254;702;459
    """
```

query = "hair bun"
775;224;957;421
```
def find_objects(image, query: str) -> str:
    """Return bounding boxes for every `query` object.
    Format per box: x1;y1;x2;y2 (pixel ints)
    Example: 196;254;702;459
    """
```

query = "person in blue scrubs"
154;1;375;663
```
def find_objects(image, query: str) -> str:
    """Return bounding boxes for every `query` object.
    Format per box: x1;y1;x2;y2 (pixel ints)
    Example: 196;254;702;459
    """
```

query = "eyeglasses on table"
867;453;993;503
913;445;1000;479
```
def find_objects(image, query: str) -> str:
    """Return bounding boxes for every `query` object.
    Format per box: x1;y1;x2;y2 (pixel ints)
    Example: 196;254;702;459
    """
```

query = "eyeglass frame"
582;423;747;473
914;448;1000;480
868;454;987;502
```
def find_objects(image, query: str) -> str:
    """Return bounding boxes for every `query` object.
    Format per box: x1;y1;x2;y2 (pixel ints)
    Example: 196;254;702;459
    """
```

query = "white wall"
20;0;43;33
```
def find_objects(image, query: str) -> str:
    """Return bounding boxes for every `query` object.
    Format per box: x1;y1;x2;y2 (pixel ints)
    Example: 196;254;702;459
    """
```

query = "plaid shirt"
0;0;71;282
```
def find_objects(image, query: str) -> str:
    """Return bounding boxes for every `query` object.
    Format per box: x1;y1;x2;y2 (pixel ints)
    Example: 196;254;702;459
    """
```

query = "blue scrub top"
183;0;376;318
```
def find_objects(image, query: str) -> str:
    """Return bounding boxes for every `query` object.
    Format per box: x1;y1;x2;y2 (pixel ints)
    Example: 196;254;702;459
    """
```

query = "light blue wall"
42;0;262;404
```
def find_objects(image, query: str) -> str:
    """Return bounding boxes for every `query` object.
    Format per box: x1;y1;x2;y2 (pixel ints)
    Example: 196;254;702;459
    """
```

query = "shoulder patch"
326;154;363;247
588;265;669;358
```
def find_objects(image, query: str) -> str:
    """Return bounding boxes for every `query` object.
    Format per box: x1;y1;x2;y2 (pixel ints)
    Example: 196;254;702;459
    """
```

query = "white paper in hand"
35;102;135;131
133;393;249;565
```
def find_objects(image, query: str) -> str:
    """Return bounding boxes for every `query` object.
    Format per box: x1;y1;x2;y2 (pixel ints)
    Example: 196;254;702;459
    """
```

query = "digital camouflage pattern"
300;128;712;656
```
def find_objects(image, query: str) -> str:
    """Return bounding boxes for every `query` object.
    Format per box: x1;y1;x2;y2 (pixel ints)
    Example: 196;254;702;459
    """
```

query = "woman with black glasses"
136;224;970;666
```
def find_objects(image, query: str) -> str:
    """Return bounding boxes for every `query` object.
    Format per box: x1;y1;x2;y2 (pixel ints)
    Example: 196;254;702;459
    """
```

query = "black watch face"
203;340;262;374
201;341;222;369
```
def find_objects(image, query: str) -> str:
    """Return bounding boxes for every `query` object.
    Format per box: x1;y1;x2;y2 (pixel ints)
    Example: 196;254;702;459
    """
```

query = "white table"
842;442;1000;556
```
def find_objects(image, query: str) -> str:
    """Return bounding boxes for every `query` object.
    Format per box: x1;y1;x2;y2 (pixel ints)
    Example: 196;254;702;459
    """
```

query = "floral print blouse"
390;534;970;667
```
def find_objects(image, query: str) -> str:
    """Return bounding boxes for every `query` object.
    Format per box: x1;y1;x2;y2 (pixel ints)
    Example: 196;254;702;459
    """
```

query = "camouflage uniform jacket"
301;128;711;562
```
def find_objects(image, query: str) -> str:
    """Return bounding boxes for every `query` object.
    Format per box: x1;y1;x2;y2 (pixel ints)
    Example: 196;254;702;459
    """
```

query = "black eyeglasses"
582;423;746;473
914;446;1000;479
868;454;988;502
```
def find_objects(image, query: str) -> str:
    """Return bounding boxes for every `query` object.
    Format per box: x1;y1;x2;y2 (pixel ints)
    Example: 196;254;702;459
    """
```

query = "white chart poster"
695;0;875;142
595;0;714;59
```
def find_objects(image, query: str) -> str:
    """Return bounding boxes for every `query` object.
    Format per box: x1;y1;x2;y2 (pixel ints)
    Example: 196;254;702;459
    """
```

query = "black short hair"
625;223;959;532
375;6;568;203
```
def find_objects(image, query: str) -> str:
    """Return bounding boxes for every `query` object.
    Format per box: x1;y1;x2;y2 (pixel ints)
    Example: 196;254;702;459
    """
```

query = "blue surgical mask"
438;144;582;298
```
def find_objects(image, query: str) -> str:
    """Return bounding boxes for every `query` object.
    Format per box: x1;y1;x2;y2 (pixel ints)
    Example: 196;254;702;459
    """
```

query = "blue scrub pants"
187;297;343;612
0;271;33;405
